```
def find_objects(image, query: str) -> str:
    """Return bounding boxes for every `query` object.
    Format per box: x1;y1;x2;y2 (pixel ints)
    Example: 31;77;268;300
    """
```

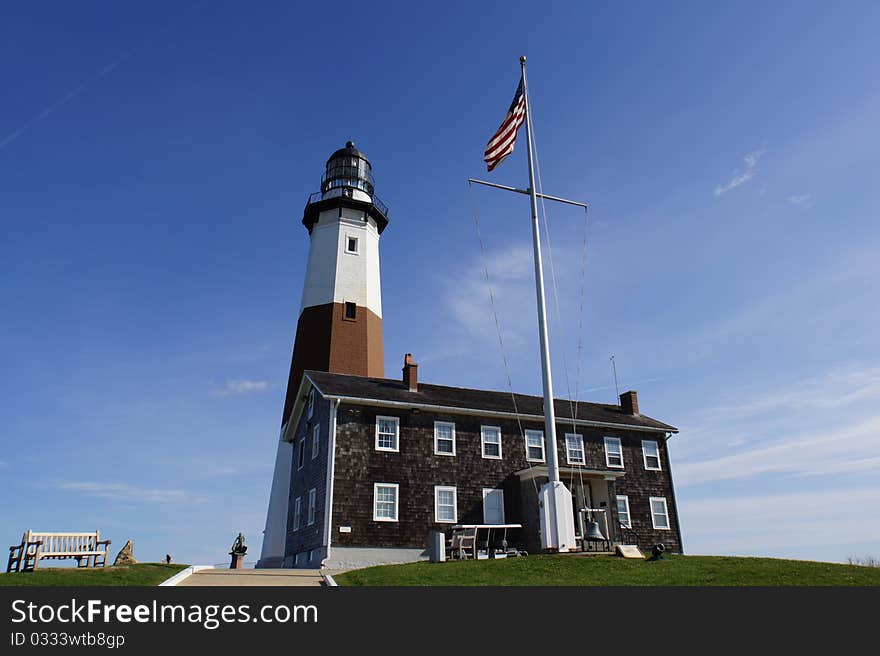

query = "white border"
373;482;399;522
375;415;400;452
565;433;585;465
158;565;217;587
642;439;662;471
616;494;632;528
480;425;502;459
434;421;456;456
649;496;671;530
434;485;458;523
604;436;624;469
524;429;545;462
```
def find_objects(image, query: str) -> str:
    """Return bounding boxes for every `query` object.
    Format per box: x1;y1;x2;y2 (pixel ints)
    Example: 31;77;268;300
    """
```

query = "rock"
113;540;138;566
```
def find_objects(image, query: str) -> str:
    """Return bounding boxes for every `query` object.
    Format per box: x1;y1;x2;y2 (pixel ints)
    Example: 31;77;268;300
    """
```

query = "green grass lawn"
335;554;880;586
0;563;187;587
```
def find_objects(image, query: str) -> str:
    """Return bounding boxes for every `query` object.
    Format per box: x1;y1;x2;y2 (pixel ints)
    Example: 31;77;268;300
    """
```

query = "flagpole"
520;55;562;487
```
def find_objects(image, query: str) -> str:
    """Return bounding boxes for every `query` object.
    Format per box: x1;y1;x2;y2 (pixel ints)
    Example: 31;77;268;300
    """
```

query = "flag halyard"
483;77;526;172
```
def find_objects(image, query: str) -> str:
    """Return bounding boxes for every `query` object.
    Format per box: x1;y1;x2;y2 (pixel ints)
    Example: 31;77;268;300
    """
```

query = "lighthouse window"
345;236;358;254
344;302;357;320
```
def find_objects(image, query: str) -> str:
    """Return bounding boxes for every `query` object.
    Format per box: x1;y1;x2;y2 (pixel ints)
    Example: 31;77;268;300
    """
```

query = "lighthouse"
258;142;389;568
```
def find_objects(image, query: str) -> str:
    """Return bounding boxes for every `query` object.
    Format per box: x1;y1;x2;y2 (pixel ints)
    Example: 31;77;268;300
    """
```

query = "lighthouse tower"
258;142;389;568
281;141;388;426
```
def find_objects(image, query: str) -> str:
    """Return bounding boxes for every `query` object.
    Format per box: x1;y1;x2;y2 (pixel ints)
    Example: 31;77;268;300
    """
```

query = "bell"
585;521;606;541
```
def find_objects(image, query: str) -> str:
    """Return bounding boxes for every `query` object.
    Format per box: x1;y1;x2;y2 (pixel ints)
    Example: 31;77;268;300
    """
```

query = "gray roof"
305;370;677;433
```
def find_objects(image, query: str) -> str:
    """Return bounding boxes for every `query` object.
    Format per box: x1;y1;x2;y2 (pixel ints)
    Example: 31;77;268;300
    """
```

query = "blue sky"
2;1;878;565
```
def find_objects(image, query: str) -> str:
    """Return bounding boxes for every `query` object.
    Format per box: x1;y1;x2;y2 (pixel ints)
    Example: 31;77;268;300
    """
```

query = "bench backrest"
25;531;106;556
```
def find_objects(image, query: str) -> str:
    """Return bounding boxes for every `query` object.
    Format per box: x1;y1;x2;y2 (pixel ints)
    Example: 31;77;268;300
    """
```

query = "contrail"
0;12;185;153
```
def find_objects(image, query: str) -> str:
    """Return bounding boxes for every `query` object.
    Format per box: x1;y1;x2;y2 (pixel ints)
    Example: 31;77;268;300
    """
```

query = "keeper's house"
256;143;682;570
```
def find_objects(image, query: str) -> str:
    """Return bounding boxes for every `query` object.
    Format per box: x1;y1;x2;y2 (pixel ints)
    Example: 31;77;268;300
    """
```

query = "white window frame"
307;488;316;526
306;388;315;419
375;415;400;452
480;425;503;460
292;496;302;531
604;436;624;469
650;496;671;530
642;439;661;471
311;424;320;459
434;485;458;524
482;488;505;525
524;429;545;463
297;437;306;470
565;433;585;465
616;495;632;529
345;234;359;254
433;421;456;456
373;483;399;522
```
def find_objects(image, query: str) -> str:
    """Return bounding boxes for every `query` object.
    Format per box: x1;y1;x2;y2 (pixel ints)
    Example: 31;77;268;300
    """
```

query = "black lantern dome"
321;141;374;196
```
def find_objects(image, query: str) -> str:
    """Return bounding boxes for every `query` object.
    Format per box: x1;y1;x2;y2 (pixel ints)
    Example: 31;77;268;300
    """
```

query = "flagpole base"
538;481;577;552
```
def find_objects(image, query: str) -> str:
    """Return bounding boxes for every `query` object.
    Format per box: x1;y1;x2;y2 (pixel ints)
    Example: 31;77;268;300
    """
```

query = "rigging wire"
467;181;541;499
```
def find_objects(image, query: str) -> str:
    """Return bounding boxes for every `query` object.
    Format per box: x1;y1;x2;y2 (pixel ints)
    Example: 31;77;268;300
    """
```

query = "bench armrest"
96;540;112;546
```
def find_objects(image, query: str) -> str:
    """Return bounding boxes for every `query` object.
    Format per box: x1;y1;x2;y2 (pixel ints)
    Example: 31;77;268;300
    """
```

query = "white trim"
307;488;317;526
616;495;632;529
322;573;339;587
311;424;320;460
307;388;315;420
650;496;671;530
292;496;302;531
433;421;456;456
434;485;458;524
482;488;505;525
373;482;399;522
375;415;400;452
297;437;306;470
321;398;340;565
158;565;217;587
344;234;359;255
642;439;661;471
480;425;503;459
604;436;624;469
308;382;676;435
524;429;545;462
565;433;585;465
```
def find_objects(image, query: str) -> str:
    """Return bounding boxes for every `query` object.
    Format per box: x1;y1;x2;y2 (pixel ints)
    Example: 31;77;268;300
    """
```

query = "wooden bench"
7;531;111;572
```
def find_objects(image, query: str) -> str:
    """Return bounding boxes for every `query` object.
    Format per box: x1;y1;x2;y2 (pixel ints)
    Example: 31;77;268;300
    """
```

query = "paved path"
178;568;325;586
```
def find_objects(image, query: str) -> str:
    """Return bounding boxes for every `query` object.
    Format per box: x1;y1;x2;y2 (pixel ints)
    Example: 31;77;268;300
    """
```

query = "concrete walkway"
178;568;325;587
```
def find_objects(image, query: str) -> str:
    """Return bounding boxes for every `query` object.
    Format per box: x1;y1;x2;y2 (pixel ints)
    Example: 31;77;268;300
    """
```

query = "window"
642;440;661;471
525;429;545;462
344;302;357;320
345;235;358;254
307;488;317;525
292;497;302;531
311;425;320;459
565;433;585;465
604;436;624;468
616;495;632;529
373;483;399;522
482;488;505;524
481;426;502;459
306;388;315;419
297;437;306;470
650;497;671;530
375;416;399;452
308;549;314;562
434;421;456;456
434;486;457;523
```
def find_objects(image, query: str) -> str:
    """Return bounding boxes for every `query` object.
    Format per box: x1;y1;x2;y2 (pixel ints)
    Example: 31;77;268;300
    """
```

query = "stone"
113;540;137;566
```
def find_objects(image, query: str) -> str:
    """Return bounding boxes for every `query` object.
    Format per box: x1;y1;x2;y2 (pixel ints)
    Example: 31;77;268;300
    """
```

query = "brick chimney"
620;390;639;415
402;353;418;392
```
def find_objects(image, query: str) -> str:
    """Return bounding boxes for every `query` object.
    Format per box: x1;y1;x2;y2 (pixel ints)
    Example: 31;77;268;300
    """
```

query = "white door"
482;488;505;524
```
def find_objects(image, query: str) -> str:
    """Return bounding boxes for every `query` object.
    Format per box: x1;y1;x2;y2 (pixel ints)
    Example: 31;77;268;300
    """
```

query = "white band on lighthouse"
299;206;383;318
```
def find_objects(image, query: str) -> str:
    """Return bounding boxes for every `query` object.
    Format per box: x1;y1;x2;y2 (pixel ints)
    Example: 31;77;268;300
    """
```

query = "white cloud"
681;486;880;557
56;481;206;504
214;380;269;396
714;148;766;196
787;193;813;207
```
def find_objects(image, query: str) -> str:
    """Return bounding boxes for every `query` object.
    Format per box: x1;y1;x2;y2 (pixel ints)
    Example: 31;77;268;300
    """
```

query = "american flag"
484;76;526;172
